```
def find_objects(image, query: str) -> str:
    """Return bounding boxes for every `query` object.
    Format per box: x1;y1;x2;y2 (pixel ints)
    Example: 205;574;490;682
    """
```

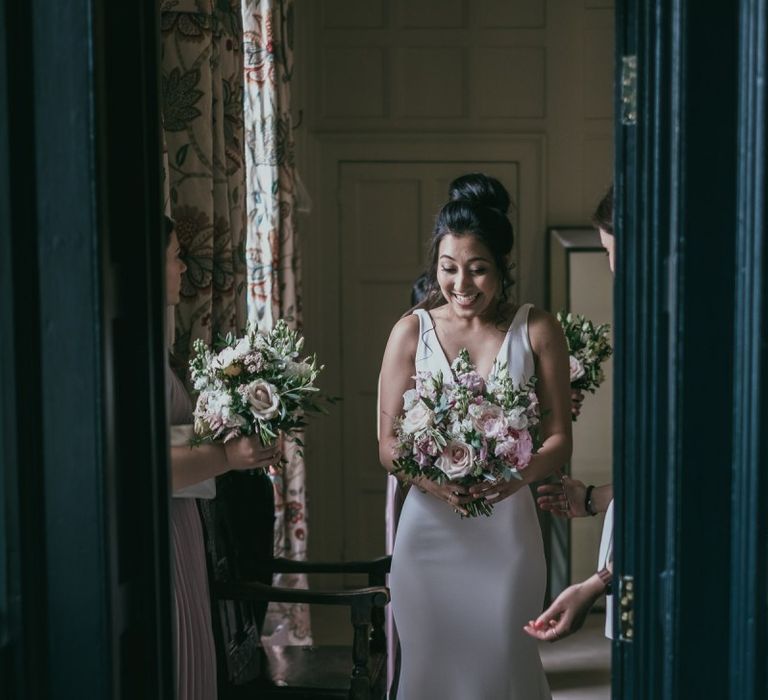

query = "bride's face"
436;233;501;318
166;231;187;306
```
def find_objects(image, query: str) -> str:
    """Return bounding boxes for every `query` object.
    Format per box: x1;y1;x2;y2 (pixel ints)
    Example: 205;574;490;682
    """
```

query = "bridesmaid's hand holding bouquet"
188;320;328;457
556;312;613;420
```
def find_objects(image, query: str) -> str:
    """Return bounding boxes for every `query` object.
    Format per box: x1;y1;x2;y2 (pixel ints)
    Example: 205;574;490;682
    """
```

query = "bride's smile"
437;233;501;318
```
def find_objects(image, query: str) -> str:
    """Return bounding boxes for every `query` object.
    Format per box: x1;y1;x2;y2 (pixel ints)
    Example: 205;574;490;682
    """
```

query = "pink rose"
468;402;508;439
241;379;280;420
494;430;534;469
569;355;586;383
435;440;476;479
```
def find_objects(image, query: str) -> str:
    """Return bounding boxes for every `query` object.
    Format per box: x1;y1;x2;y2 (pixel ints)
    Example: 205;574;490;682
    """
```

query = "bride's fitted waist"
393;486;546;567
402;485;539;528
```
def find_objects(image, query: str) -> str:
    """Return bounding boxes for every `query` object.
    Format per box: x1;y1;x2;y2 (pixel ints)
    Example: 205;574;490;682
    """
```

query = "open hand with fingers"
523;573;606;642
536;471;588;518
538;475;613;518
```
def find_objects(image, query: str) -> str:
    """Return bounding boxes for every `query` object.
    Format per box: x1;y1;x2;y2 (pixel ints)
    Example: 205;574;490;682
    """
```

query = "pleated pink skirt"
172;498;218;700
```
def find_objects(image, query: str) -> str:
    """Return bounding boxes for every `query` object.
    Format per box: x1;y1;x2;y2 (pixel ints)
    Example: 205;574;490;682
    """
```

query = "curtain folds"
161;0;309;648
161;0;248;363
242;0;310;646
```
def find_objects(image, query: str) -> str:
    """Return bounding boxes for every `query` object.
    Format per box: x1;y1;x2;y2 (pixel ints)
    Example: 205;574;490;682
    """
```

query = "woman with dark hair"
525;184;616;643
164;216;280;699
378;174;572;698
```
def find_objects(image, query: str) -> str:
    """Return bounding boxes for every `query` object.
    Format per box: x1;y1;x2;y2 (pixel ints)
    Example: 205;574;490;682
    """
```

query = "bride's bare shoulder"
526;306;567;354
386;312;420;351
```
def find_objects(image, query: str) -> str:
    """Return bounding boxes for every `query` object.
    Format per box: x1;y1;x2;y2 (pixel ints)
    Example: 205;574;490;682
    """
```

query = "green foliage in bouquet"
556;311;613;394
392;348;541;518
188;320;333;451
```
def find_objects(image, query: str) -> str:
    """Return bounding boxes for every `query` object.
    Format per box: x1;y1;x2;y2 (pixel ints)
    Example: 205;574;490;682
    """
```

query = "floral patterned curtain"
242;0;310;645
160;0;247;364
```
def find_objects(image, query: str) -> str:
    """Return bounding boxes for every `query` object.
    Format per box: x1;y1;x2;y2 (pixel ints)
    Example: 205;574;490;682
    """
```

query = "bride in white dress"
378;174;572;699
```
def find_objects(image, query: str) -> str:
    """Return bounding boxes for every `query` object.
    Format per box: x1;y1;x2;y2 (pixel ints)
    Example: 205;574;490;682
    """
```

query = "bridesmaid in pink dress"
164;217;280;699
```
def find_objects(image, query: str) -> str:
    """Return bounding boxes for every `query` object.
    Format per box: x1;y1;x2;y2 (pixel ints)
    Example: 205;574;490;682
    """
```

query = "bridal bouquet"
392;349;540;518
189;320;326;450
556;311;613;395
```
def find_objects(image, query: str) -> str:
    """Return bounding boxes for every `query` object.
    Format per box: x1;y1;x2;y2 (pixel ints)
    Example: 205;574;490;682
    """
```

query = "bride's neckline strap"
414;304;530;379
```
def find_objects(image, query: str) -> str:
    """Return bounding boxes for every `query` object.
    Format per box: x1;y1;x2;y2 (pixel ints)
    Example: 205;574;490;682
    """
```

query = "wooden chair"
198;470;391;700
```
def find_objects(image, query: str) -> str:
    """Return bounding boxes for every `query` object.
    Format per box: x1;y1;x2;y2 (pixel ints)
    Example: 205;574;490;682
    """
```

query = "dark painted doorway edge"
1;1;173;697
613;1;767;698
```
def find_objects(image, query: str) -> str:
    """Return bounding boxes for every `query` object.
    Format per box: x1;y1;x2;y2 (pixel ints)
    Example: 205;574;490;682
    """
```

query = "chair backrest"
198;470;276;687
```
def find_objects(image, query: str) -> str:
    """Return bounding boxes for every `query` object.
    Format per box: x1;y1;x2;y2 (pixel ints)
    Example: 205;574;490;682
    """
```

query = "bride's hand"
415;477;473;516
224;435;281;471
467;474;528;504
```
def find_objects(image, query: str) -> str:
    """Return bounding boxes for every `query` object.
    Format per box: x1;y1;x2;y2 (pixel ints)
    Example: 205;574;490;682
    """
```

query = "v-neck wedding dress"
389;304;551;699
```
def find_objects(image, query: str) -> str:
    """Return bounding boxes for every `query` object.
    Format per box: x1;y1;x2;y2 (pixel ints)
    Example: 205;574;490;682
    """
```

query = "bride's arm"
468;308;572;503
377;315;419;473
378;315;472;513
522;307;573;483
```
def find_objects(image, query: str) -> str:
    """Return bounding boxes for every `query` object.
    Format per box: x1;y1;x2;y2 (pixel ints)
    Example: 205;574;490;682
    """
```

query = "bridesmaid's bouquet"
392;349;540;518
188;320;326;450
556;311;613;398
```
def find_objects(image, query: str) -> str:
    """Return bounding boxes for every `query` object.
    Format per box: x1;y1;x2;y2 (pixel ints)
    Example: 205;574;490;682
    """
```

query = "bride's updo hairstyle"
417;173;515;310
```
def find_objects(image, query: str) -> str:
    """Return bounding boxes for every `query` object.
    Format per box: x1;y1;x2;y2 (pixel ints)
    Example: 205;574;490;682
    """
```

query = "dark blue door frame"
0;3;48;697
615;1;766;698
730;1;768;697
613;3;674;697
1;1;173;698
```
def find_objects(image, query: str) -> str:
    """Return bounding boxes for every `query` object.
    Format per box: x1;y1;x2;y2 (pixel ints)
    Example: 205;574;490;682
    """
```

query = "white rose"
211;392;245;426
215;346;241;376
242;379;280;420
233;337;252;359
402;388;419;411
195;390;248;438
569;355;586;382
506;406;529;431
401;401;434;434
204;389;231;416
435;440;476;480
193;375;210;391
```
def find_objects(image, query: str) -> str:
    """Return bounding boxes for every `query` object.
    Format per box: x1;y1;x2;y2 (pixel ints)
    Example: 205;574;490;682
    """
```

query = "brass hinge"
619;574;635;642
621;55;638;126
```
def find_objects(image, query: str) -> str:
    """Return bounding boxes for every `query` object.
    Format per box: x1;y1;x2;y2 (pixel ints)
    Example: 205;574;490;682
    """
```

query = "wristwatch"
596;566;612;595
585;484;598;516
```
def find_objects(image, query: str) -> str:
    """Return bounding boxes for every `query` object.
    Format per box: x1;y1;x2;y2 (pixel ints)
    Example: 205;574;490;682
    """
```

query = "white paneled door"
337;161;519;562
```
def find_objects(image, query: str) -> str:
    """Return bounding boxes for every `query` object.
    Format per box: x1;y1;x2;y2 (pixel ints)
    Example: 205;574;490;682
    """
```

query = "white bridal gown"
390;304;551;700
